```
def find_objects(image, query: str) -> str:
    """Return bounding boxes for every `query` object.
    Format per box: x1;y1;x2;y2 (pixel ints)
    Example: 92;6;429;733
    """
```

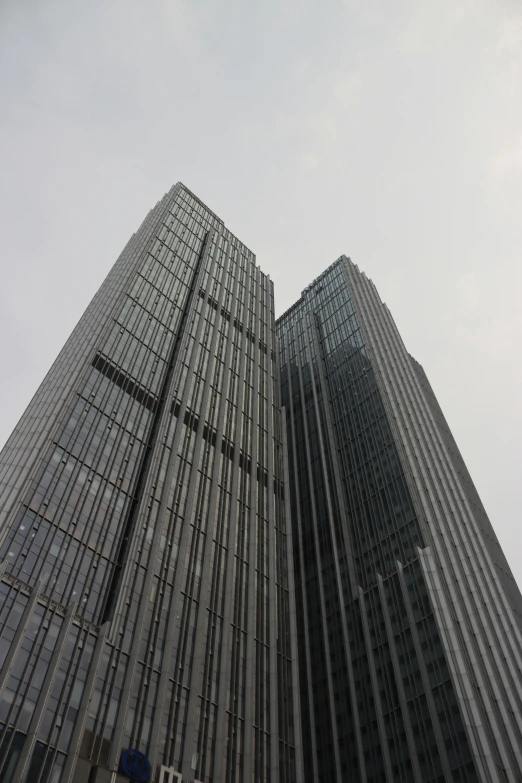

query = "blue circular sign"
120;748;151;782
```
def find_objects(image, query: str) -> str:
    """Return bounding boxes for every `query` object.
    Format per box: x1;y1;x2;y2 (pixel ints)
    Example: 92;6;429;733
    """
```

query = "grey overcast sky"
0;1;521;580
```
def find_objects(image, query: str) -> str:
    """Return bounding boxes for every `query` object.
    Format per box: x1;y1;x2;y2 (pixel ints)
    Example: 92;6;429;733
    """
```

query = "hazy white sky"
1;1;521;582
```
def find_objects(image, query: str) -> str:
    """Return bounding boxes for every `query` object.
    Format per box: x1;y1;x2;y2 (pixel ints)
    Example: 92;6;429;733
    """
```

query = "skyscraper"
0;183;301;783
277;256;522;783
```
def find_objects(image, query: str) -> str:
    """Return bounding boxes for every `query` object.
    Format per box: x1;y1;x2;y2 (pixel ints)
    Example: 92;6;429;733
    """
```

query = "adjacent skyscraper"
0;184;301;783
277;256;522;783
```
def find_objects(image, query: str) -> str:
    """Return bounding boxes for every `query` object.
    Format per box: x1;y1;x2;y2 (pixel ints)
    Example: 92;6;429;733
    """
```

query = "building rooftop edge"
275;255;351;324
173;181;262;265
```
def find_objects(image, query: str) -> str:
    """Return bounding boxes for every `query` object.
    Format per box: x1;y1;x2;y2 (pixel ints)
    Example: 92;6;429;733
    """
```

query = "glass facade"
277;257;522;783
2;187;522;783
0;184;301;783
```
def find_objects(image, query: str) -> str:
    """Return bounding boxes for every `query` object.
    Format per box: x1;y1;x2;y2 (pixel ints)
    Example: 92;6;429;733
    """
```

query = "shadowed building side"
277;256;522;783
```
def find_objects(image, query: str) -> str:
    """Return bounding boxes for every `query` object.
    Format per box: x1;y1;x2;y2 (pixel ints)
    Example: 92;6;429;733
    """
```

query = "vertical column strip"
12;601;76;782
211;252;254;783
358;587;394;782
280;405;304;783
376;573;423;780
0;580;41;697
284;331;319;783
293;315;342;781
307;314;367;779
180;243;241;781
62;623;109;783
265;280;279;782
395;561;454;781
242;265;262;779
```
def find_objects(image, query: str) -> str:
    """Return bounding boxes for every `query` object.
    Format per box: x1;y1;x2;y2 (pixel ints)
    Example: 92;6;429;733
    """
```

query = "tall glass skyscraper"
277;256;522;783
2;186;522;783
0;184;301;783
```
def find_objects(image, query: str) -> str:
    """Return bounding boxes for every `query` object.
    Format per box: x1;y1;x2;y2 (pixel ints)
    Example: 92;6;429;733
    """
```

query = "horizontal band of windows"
117;295;177;336
135;270;188;300
198;289;268;355
171;400;283;494
107;317;172;362
123;300;177;333
92;355;158;412
1;571;101;635
20;504;119;565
